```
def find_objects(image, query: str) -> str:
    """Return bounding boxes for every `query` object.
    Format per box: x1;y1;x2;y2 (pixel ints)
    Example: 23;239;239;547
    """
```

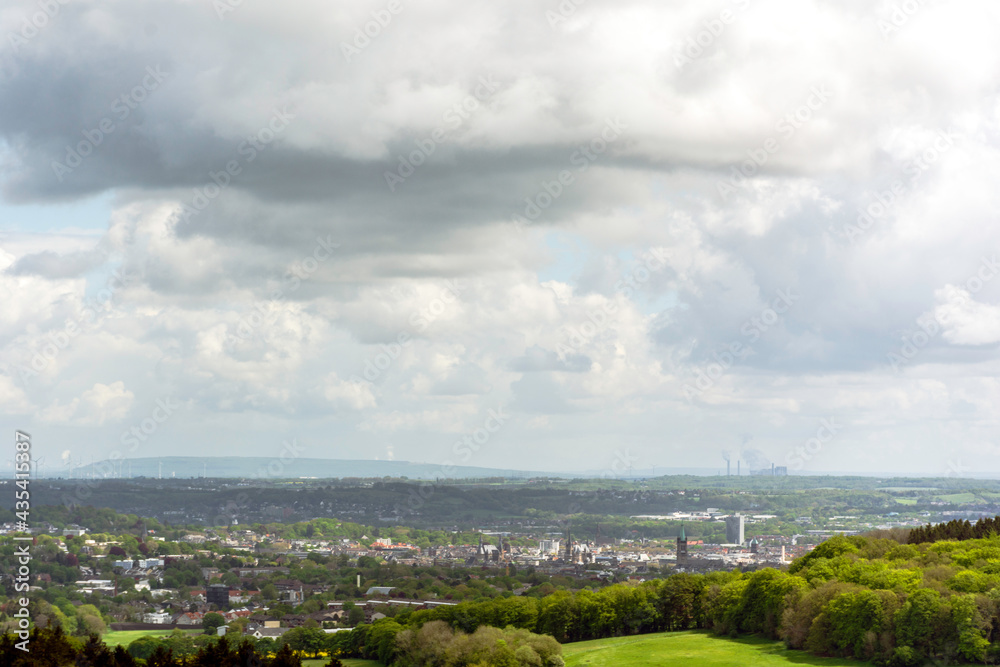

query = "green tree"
202;612;225;635
282;626;327;658
895;588;942;660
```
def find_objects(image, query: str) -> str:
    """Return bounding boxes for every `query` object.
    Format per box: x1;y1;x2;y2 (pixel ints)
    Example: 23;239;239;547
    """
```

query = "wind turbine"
68;456;85;479
31;455;45;479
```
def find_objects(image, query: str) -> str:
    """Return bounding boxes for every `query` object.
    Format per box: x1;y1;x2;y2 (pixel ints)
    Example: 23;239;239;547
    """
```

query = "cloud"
39;381;134;426
934;287;1000;346
1;0;1000;473
323;373;376;411
509;345;592;373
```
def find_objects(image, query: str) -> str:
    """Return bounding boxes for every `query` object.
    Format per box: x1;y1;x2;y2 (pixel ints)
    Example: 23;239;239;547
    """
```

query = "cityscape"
3;0;1000;665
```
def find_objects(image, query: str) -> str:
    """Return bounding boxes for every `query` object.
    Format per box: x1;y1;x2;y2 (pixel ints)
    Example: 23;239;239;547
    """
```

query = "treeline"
119;620;563;666
319;619;564;666
0;626;303;667
908;515;1000;544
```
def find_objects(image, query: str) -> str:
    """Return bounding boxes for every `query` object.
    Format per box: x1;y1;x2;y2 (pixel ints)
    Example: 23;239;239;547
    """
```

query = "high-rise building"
539;539;561;555
207;583;229;609
725;514;745;545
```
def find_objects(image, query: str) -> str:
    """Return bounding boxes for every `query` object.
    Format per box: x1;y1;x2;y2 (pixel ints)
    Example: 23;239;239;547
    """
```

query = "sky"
2;0;1000;477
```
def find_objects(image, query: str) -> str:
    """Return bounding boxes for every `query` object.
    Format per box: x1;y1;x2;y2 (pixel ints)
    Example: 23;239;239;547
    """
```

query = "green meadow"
102;629;200;647
562;630;869;667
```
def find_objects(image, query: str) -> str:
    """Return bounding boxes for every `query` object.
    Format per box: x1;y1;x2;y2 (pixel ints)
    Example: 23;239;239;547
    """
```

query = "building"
207;584;230;609
477;534;500;563
676;525;688;565
143;612;172;624
251;627;287;640
725;514;745;545
539;539;561;555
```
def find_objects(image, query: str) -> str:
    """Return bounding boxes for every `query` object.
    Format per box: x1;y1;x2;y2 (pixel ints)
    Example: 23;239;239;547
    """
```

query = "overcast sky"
2;0;1000;477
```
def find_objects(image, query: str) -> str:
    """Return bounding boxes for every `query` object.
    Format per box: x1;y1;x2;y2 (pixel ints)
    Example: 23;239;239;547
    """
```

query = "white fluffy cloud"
2;0;1000;474
39;381;134;426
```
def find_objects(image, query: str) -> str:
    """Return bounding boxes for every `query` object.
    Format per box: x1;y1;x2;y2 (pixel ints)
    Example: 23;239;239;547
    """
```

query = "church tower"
676;524;688;565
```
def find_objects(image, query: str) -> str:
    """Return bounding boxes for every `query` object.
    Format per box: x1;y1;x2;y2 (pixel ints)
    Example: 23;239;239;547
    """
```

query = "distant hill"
43;457;958;481
63;456;564;480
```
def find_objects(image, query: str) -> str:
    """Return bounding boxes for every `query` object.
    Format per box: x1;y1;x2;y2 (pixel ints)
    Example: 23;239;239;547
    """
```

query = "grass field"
562;630;869;666
936;492;978;504
893;498;918;505
103;629;201;647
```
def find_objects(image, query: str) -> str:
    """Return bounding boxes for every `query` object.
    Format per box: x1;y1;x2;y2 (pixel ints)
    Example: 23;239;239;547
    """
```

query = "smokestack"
772;463;775;476
727;461;730;476
738;461;740;476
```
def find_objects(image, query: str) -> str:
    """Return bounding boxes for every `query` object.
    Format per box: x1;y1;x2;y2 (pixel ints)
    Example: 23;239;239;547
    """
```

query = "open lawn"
103;629;201;646
562;630;869;667
935;492;978;504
